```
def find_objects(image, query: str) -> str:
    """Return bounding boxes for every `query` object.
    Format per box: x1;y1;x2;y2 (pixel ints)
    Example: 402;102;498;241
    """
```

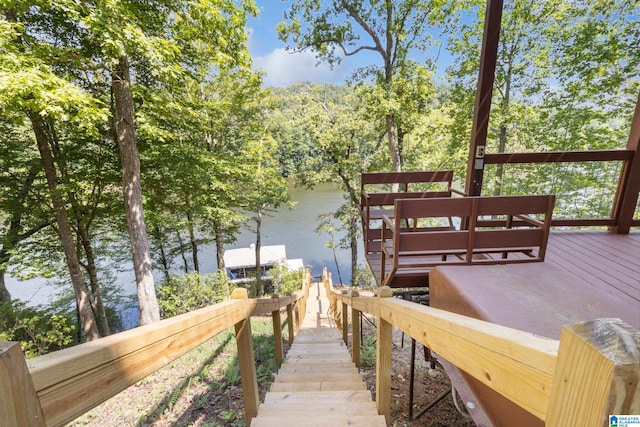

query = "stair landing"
251;283;386;427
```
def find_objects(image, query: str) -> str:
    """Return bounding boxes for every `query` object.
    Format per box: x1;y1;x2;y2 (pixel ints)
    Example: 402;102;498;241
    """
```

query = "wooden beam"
484;149;633;164
342;291;349;345
271;295;283;365
286;301;294;344
232;288;259;425
29;300;251;426
0;342;45;427
379;297;559;420
375;287;393;424
351;291;361;368
465;0;503;196
546;319;640;426
611;92;640;233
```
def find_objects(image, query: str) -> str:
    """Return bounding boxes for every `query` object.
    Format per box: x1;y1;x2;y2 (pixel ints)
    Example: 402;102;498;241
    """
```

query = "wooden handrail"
483;149;633;164
1;270;313;427
329;285;640;426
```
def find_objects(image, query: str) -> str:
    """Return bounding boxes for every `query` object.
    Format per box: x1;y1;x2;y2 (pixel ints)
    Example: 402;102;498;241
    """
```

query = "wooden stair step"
277;368;358;376
265;391;373;403
278;362;355;371
269;381;367;392
251;415;387;427
285;356;353;364
274;373;363;383
256;401;378;417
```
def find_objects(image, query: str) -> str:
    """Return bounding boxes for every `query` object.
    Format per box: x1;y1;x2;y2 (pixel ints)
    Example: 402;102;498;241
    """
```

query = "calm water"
6;182;361;314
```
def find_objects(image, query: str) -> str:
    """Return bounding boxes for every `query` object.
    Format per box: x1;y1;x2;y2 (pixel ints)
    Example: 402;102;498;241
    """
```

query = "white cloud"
253;48;349;87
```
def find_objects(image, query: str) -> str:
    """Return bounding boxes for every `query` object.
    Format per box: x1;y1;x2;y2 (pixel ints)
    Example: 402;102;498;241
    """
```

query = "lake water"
5;182;362;323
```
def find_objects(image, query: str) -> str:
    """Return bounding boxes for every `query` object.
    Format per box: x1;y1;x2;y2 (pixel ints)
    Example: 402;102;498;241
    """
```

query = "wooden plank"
256;401;378;417
0;342;45;427
232;288;259;423
264;390;372;403
252;415;386;427
274;373;363;383
352;291;361;368
546;319;640;426
375;287;393;424
269;381;367;392
29;300;251;426
271;295;283;365
465;0;503;196
379;297;559;420
484;149;633;164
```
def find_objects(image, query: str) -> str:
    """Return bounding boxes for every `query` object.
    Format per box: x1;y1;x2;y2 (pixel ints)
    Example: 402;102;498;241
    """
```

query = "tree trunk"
175;229;190;273
30;112;100;340
214;222;225;271
186;209;199;272
385;114;402;174
152;225;171;282
49;136;111;336
112;55;160;325
76;226;111;336
255;209;262;298
0;272;10;303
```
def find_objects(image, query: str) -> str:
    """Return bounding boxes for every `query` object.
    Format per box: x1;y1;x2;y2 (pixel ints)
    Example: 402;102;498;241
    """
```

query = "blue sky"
247;1;453;87
247;2;354;87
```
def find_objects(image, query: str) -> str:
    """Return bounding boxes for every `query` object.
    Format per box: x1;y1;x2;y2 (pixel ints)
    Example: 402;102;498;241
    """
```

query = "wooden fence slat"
0;342;45;427
546;319;640;426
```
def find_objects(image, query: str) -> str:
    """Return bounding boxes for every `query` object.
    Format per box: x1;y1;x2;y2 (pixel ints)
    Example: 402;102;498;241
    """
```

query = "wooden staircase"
251;282;386;427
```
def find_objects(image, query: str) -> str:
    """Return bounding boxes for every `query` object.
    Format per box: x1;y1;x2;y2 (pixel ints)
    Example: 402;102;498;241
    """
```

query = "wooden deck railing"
323;271;640;426
0;270;312;427
482;149;639;229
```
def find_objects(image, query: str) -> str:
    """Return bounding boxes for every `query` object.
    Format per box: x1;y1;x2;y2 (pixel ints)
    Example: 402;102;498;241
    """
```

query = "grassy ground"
69;316;288;427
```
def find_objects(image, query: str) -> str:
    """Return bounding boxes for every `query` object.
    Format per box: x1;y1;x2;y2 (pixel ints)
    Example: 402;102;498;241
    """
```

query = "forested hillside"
1;0;637;353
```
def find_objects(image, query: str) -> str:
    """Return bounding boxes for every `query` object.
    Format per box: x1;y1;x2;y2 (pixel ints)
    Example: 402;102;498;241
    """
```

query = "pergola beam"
465;0;503;196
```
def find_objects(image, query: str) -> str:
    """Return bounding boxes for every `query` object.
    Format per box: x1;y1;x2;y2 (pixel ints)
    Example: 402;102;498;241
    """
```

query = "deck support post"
286;296;294;344
0;341;45;427
546;318;640;426
231;288;259;424
271;294;283;365
342;290;349;345
376;286;394;424
351;290;361;368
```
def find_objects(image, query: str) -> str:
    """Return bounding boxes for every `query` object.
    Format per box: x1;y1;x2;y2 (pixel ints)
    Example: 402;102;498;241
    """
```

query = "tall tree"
273;83;380;283
278;0;450;172
0;11;102;339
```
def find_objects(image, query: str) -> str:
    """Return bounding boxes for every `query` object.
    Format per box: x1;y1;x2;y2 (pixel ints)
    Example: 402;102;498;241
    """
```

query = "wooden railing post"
0;342;45;427
231;288;259;424
271;294;283;365
546;319;639;426
376;286;394;424
342;290;349;345
286;296;295;344
351;290;361;368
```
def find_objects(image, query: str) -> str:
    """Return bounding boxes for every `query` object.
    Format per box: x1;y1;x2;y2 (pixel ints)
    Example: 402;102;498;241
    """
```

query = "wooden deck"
545;229;640;303
251;282;385;427
428;229;639;426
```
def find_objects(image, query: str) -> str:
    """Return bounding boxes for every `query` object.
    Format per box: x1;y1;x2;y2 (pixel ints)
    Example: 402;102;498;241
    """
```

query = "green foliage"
0;301;76;358
266;264;303;295
352;264;377;290
157;271;234;318
360;336;377;367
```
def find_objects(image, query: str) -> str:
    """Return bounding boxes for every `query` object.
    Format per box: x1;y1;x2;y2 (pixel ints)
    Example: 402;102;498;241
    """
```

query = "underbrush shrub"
266;264;303;295
158;271;235;318
0;300;76;358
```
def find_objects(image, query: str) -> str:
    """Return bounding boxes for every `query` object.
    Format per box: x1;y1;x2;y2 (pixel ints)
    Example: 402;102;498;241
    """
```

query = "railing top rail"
483;149;633;164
